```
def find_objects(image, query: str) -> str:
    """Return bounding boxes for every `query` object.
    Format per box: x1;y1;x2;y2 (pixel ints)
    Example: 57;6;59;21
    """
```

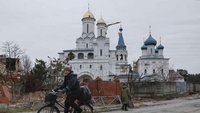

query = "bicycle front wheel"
37;105;60;113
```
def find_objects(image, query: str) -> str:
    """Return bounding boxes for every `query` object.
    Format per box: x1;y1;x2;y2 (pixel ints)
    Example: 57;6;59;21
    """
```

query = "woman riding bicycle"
54;65;82;113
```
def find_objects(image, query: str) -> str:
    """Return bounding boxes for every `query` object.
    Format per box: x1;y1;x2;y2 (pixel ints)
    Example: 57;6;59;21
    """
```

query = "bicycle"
37;90;93;113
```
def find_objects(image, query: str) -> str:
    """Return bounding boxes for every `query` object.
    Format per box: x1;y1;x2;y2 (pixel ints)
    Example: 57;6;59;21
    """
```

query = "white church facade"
136;32;169;81
58;10;130;80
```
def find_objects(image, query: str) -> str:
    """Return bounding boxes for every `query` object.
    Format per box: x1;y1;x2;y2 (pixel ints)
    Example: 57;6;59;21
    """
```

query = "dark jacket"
55;73;80;95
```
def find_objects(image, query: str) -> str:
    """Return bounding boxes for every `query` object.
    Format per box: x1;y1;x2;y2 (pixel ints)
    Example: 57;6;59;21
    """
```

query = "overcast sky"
0;0;200;74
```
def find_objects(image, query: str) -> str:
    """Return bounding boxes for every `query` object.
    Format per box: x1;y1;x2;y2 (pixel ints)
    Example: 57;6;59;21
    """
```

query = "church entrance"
78;75;93;83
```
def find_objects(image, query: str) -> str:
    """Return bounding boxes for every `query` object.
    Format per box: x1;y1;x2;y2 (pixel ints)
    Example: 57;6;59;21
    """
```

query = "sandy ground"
103;94;200;113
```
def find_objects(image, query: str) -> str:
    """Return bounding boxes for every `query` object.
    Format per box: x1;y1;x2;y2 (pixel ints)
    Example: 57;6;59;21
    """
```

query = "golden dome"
83;10;95;19
97;17;106;24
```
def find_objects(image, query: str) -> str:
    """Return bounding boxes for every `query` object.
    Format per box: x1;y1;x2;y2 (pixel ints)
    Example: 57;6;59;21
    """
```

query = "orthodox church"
137;31;169;81
58;9;130;81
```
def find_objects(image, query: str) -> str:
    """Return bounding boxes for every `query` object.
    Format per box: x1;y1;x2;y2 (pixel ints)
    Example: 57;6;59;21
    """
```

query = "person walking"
54;65;82;113
120;83;131;111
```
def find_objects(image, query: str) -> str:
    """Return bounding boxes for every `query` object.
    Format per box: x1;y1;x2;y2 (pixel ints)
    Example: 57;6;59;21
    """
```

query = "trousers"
64;94;82;113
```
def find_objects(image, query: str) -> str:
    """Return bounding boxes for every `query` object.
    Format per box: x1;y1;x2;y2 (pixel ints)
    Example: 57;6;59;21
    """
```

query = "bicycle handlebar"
51;89;65;96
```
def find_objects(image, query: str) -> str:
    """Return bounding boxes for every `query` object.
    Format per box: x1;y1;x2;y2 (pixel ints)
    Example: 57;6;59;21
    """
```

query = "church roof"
144;34;157;46
157;44;164;49
116;27;126;50
97;16;106;24
82;10;95;19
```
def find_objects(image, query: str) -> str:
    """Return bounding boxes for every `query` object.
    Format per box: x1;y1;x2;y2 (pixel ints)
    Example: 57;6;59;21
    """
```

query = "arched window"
144;69;147;74
100;49;102;56
86;43;88;48
151;48;153;54
125;55;127;61
153;69;155;74
87;53;94;59
100;65;103;70
90;65;92;68
120;54;123;60
80;65;82;69
78;53;84;59
116;55;118;61
161;69;164;74
100;29;102;36
87;24;89;33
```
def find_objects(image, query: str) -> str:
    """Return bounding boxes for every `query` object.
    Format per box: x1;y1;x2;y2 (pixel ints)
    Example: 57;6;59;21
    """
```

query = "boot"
125;104;128;111
121;104;125;110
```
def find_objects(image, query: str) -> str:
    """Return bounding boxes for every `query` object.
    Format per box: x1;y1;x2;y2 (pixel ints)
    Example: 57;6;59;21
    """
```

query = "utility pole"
106;22;121;27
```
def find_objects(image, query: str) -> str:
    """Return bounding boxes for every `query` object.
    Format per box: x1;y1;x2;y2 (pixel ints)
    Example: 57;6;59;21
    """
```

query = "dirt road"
103;96;200;113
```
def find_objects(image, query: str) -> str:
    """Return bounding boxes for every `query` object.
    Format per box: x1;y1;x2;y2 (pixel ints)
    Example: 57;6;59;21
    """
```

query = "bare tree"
21;55;32;75
143;64;168;81
154;64;169;81
1;41;25;58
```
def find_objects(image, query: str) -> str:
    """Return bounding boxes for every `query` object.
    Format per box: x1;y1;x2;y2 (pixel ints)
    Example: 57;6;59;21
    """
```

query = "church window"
87;53;94;59
100;49;102;56
80;65;82;69
144;69;147;74
116;55;118;61
125;55;127;61
78;53;84;59
100;29;102;36
87;24;89;33
90;65;92;68
100;65;103;70
86;43;88;48
151;48;153;54
120;54;123;60
153;69;155;74
161;69;164;74
145;63;150;66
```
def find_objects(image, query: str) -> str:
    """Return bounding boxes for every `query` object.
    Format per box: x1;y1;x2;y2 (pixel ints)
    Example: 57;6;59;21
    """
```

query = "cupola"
97;16;106;25
144;34;157;46
157;44;164;49
82;10;95;20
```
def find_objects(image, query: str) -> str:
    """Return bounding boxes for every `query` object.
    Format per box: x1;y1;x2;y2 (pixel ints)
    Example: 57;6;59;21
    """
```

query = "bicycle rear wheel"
79;104;93;113
37;105;60;113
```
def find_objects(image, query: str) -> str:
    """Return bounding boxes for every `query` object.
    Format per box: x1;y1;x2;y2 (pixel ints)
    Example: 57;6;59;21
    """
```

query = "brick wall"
0;85;11;104
88;79;121;96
